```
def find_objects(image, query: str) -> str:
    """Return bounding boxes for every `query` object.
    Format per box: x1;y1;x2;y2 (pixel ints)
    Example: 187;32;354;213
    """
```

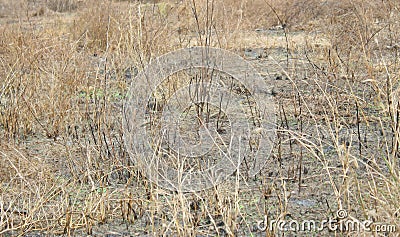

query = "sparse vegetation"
47;0;79;13
0;0;400;236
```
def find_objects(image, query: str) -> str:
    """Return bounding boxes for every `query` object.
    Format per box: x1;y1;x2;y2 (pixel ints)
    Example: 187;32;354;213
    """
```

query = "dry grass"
0;0;400;236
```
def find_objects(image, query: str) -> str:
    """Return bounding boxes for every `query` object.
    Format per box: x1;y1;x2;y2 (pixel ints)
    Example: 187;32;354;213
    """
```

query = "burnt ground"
7;34;400;236
1;1;400;237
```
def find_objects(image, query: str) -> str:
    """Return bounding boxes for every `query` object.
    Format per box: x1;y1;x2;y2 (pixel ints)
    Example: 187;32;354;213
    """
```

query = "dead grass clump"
0;144;58;234
46;0;79;13
0;26;88;140
71;1;114;51
0;0;26;19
